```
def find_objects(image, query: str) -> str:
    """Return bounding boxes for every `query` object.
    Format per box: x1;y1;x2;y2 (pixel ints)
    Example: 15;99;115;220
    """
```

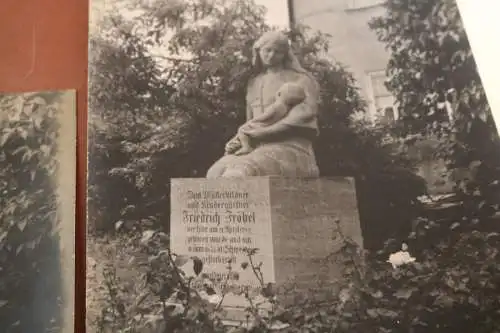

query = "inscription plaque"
170;177;363;321
171;178;275;310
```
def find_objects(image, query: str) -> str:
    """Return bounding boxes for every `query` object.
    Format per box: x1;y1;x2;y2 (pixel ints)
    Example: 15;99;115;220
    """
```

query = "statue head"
276;82;307;106
251;31;321;107
252;31;307;74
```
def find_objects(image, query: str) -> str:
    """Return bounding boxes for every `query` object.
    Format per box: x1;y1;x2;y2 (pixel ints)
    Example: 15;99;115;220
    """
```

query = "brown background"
0;0;88;331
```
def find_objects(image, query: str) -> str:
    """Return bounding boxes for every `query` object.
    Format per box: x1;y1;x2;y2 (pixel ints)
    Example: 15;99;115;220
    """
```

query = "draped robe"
206;68;320;178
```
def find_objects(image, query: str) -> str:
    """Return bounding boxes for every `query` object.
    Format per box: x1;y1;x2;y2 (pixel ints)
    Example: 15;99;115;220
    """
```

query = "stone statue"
206;31;321;178
234;81;307;156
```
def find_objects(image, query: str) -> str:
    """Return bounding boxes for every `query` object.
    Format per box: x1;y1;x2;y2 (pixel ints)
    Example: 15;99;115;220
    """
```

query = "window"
346;0;385;10
367;70;397;122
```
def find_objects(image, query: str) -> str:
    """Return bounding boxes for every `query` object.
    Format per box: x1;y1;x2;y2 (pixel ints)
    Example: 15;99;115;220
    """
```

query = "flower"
198;290;222;305
387;244;416;268
162;302;185;316
207;294;223;305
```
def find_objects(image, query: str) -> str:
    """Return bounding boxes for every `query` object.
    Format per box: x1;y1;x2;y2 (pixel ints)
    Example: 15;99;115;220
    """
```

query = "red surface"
0;0;88;332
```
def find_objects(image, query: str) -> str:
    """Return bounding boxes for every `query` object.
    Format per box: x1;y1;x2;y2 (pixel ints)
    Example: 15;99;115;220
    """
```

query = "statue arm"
242;105;289;135
246;102;253;122
222;102;250;154
242;117;293;139
250;103;287;123
245;77;256;122
224;85;259;153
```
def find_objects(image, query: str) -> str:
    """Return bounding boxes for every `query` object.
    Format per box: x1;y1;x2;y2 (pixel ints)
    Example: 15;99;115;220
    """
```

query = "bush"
369;0;500;219
339;219;500;333
90;214;500;333
0;92;63;332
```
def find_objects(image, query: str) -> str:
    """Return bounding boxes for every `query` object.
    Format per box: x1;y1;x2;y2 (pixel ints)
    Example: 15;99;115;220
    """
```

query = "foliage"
369;0;500;218
335;117;427;248
88;0;425;247
95;230;232;333
0;92;63;332
86;1;500;331
92;223;349;333
90;213;500;333
339;219;500;333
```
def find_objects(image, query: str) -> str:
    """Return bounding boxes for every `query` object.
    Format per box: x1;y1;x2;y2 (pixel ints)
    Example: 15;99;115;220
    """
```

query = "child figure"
232;81;307;156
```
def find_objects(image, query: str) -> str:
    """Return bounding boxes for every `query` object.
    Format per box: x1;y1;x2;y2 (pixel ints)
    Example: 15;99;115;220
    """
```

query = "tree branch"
152;54;197;63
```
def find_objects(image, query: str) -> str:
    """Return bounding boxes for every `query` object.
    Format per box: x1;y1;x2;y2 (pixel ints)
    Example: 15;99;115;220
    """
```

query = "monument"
170;31;364;324
170;177;362;320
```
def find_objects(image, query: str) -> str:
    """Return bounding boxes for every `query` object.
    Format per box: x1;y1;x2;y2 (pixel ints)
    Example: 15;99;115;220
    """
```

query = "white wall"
291;0;394;120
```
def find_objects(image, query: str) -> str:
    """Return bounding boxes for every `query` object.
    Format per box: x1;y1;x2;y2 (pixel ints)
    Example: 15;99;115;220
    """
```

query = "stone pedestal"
170;177;363;322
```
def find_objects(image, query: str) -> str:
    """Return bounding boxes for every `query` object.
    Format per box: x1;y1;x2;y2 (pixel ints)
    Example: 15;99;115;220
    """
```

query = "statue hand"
244;127;266;138
225;137;241;154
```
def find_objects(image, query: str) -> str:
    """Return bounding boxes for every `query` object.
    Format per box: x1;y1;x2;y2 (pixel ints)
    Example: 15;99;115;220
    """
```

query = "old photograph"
0;91;76;333
87;0;500;332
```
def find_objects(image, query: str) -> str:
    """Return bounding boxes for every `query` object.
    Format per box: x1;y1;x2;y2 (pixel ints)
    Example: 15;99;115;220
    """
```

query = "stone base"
170;177;363;322
267;177;363;303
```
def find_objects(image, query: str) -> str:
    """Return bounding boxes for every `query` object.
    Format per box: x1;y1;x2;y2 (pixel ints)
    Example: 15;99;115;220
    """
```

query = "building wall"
290;0;453;194
290;0;395;120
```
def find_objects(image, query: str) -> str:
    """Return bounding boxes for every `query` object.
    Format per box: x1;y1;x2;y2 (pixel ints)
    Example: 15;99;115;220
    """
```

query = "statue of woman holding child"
206;31;321;178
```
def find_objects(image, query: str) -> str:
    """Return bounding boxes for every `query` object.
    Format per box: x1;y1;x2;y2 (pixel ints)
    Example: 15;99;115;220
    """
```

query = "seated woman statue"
206;31;321;178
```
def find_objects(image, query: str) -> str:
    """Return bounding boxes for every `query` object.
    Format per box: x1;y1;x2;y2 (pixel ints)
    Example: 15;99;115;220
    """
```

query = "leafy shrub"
369;0;500;219
338;219;500;333
0;92;63;332
90;214;500;333
90;230;231;333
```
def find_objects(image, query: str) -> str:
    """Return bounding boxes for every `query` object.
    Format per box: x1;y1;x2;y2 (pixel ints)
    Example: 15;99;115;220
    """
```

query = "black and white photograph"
0;91;76;333
87;0;500;332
